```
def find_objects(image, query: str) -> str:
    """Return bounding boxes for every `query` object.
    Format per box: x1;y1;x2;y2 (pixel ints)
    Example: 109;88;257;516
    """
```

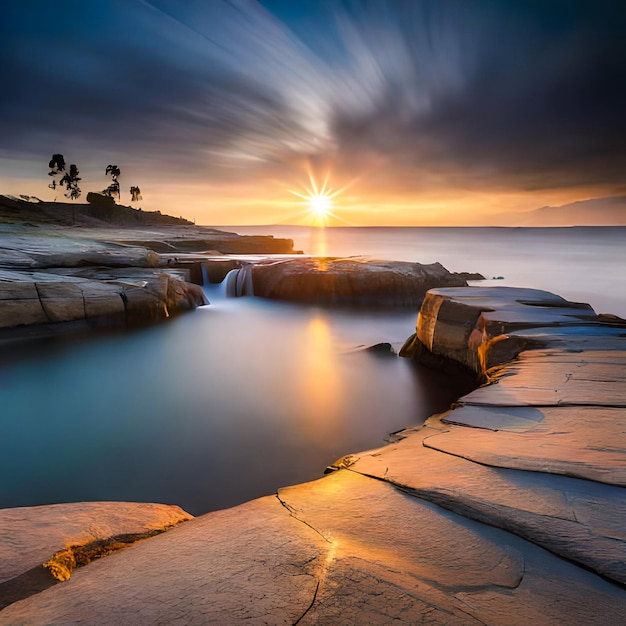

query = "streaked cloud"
1;0;624;223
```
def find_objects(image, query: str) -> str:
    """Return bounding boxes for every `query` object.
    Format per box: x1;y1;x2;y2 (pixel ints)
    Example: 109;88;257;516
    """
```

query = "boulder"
249;258;468;307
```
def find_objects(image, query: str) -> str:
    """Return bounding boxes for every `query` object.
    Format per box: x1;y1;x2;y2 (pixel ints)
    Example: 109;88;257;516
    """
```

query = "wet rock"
202;259;246;283
364;342;396;356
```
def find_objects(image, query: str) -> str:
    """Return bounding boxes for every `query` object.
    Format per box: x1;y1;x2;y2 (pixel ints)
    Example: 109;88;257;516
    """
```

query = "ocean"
230;225;626;318
1;226;624;515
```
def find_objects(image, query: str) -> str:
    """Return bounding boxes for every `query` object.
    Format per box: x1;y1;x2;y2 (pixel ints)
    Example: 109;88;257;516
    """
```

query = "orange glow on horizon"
2;173;621;228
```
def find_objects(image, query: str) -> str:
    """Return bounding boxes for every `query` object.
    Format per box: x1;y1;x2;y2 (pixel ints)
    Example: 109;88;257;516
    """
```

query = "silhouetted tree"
103;164;121;200
59;163;82;200
130;186;142;203
47;154;66;191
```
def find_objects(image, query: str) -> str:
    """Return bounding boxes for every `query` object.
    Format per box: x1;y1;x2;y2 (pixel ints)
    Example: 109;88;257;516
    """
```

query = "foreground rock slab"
1;473;623;625
0;502;191;585
1;286;625;623
346;422;626;585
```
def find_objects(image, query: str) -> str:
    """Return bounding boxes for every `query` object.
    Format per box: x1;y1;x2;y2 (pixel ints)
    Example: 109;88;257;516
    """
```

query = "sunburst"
289;173;342;226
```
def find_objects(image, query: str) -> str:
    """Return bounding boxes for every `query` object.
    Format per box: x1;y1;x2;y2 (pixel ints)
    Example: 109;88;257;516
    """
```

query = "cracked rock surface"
1;473;622;625
1;286;625;624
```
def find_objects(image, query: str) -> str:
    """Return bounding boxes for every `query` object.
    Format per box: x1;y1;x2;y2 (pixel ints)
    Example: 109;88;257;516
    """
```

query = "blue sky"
1;0;625;224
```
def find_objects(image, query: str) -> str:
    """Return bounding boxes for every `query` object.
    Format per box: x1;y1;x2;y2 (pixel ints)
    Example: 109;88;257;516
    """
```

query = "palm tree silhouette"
103;164;121;200
59;163;82;200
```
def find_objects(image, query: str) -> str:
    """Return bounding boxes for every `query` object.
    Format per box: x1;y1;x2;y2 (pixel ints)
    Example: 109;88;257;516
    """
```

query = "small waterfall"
224;266;254;297
201;263;228;302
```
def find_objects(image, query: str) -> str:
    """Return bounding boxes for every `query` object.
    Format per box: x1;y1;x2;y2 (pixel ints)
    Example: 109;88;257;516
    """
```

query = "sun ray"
287;169;361;227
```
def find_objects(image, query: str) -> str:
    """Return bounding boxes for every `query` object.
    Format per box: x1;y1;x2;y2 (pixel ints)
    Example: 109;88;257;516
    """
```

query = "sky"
1;0;625;226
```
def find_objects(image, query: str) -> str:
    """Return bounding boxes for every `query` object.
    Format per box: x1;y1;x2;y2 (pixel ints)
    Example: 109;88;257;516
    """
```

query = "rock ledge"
1;286;624;624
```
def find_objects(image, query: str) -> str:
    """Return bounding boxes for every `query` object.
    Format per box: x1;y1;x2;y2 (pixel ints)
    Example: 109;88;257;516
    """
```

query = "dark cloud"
329;0;626;192
2;0;625;198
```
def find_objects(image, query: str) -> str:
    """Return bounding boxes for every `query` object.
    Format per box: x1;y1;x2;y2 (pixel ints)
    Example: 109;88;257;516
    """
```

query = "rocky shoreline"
1;284;624;623
0;220;296;343
0;221;481;349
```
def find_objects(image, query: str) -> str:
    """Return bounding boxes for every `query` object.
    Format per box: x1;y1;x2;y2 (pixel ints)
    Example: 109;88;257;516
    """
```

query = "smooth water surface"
229;226;626;318
0;293;467;515
3;225;622;516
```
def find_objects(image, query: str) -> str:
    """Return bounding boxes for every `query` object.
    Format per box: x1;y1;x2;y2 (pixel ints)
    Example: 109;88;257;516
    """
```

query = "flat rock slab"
462;359;626;407
0;230;159;269
2;473;624;625
423;286;597;331
441;405;547;431
433;406;626;485
86;225;297;254
517;349;626;365
0;496;326;625
0;222;296;259
0;502;191;584
347;422;626;584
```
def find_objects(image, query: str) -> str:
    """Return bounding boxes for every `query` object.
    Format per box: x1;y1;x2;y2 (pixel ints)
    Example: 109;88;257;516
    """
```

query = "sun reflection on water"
297;314;342;443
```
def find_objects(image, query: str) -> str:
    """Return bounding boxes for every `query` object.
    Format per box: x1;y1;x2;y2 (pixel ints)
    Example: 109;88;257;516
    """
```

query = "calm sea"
230;225;626;318
1;227;623;515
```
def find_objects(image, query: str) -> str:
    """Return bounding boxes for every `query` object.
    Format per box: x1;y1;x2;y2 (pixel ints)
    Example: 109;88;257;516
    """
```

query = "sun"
308;192;332;218
288;173;342;226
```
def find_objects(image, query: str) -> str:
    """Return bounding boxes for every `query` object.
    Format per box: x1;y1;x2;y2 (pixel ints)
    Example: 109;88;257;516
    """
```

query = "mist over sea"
229;226;626;319
1;226;623;515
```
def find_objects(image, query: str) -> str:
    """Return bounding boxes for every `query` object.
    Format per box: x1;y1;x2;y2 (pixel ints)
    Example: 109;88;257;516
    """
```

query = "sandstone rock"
250;258;467;306
0;281;48;328
95;226;297;254
348;419;626;585
1;473;623;625
432;406;626;485
0;502;191;586
415;286;610;375
0;269;206;331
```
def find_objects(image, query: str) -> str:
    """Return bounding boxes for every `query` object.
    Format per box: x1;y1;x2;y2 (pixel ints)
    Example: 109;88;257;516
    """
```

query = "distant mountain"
491;196;626;226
